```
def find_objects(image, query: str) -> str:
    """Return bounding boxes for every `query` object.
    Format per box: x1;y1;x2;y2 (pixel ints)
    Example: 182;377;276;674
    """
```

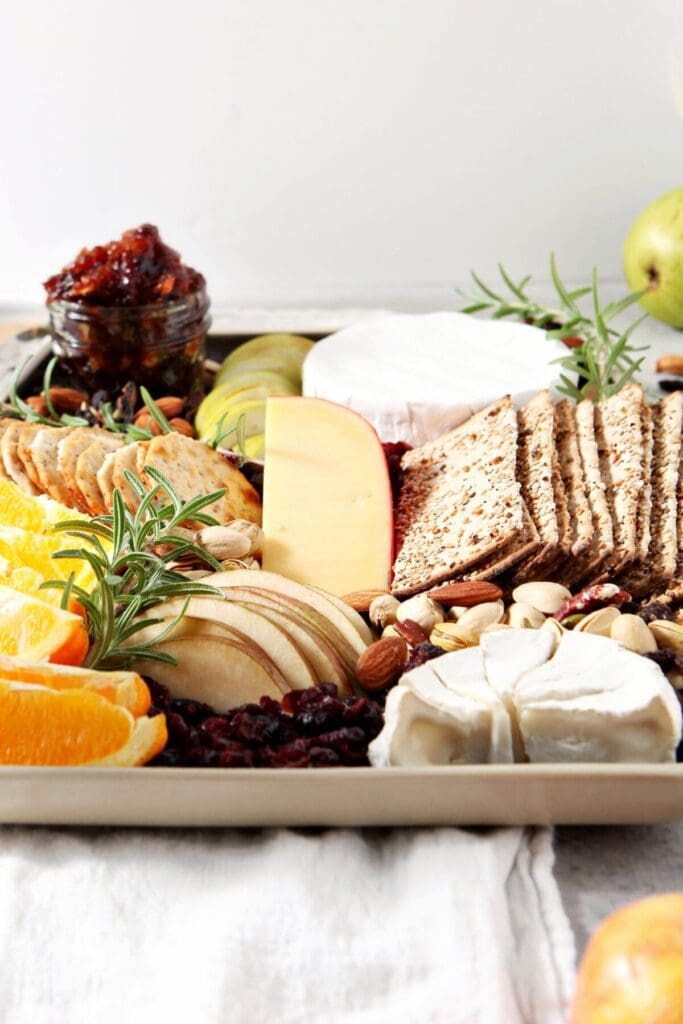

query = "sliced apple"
134;636;285;711
135;598;317;691
205;570;369;663
261;397;393;595
216;334;314;388
195;371;297;438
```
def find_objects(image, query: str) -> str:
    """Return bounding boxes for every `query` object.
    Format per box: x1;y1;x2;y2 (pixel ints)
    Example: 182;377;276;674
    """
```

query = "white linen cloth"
0;825;575;1023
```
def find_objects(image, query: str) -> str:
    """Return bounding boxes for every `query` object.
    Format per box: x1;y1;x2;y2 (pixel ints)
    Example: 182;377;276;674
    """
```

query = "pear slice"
309;586;374;645
236;599;352;694
204;570;369;662
135;598;317;691
210;585;360;673
135;635;286;711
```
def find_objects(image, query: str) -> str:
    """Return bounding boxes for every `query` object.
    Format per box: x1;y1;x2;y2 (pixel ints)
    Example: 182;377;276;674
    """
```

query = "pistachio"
220;556;260;571
511;581;572;615
396;594;444;634
196;525;253;561
610;614;658;654
648;620;683;652
382;624;401;640
480;623;512;635
446;606;469;621
429;622;479;652
574;606;620;637
369;594;401;630
224;520;264;554
455;600;505;637
506;602;545;629
540;617;565;652
667;669;683;690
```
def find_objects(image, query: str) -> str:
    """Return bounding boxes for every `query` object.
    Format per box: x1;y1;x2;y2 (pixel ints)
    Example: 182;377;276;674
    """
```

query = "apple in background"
623;186;683;327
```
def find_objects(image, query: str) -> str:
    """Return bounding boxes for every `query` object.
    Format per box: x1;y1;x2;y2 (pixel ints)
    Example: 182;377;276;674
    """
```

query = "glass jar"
47;285;211;398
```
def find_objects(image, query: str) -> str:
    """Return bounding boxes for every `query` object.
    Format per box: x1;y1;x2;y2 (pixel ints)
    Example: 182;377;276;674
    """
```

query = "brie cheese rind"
302;312;561;446
369;630;682;766
368;650;513;768
511;631;682;763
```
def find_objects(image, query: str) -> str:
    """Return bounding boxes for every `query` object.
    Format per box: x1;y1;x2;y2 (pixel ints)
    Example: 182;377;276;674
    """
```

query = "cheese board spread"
0;224;682;825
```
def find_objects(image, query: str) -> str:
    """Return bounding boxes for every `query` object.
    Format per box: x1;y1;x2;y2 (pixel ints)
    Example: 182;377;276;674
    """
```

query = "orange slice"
0;656;151;717
0;681;167;766
0;585;89;665
0;477;88;533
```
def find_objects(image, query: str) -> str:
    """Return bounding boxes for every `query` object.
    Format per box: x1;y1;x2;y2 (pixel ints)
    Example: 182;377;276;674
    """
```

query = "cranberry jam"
44;224;210;398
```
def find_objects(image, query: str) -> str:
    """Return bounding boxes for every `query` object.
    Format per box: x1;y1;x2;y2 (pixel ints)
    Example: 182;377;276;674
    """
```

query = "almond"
427;581;503;607
47;387;88;414
356;637;408;691
155;396;185;418
169;417;196;437
342;589;390;613
656;354;683;376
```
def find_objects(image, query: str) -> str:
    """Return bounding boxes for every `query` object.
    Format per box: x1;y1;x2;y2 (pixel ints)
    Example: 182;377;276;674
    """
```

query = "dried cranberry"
217;743;255;768
404;642;445;673
638;602;675;624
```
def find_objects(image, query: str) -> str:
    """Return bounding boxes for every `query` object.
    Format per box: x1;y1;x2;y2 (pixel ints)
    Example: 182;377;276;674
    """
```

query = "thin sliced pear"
135;636;285;711
237;600;352;694
205;570;369;664
208;585;360;672
309;586;375;645
243;433;265;459
195;372;297;437
136;599;317;691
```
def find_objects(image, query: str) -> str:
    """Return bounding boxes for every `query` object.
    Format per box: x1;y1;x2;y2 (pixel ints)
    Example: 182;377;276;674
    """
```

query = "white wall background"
1;0;683;310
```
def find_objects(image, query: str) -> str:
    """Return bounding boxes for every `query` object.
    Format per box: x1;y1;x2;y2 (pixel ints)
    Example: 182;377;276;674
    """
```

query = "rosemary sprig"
458;256;649;400
207;411;248;458
0;355;177;441
40;469;226;670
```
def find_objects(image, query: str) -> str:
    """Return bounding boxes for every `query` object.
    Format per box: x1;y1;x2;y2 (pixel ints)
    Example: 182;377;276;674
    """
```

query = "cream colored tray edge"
2;764;682;827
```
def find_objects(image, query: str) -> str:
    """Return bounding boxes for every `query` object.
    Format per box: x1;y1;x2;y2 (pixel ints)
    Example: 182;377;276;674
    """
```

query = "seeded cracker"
30;426;75;506
76;435;124;516
562;398;614;587
0;420;16;481
616;398;654;589
593;383;644;580
391;396;533;596
624;393;682;595
1;422;40;495
142;432;262;526
553;399;592;568
509;391;561;583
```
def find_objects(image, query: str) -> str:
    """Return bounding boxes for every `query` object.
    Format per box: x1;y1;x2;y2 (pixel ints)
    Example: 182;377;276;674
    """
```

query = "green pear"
623;187;683;327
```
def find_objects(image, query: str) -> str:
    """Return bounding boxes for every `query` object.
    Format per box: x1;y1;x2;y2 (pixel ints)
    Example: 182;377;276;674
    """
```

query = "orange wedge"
0;656;151;717
0;585;89;665
0;680;167;766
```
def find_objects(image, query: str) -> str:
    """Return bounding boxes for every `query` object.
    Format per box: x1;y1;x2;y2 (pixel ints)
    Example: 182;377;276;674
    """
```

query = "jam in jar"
44;224;211;397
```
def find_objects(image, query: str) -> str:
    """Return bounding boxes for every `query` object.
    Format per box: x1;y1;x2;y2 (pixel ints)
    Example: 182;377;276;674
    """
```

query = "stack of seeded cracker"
391;384;683;601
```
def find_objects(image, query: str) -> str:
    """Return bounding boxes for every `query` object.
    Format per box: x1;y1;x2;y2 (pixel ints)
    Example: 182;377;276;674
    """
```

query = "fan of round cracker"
75;435;124;516
29;426;77;507
1;422;40;495
57;427;115;513
17;423;47;492
142;433;262;525
96;450;118;513
112;441;148;514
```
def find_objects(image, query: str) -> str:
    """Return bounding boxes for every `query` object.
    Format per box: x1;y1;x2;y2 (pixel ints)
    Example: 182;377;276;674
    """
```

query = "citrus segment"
0;656;151;716
0;681;166;766
0;585;89;665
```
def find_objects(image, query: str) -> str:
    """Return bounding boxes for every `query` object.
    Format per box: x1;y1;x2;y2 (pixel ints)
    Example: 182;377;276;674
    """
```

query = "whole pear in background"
623;187;683;328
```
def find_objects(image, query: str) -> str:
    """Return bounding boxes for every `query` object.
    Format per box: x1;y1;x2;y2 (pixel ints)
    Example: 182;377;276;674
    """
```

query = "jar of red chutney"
44;224;211;399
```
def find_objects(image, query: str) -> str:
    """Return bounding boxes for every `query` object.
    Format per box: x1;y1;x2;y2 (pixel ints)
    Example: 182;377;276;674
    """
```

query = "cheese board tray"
1;764;683;827
0;225;682;828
